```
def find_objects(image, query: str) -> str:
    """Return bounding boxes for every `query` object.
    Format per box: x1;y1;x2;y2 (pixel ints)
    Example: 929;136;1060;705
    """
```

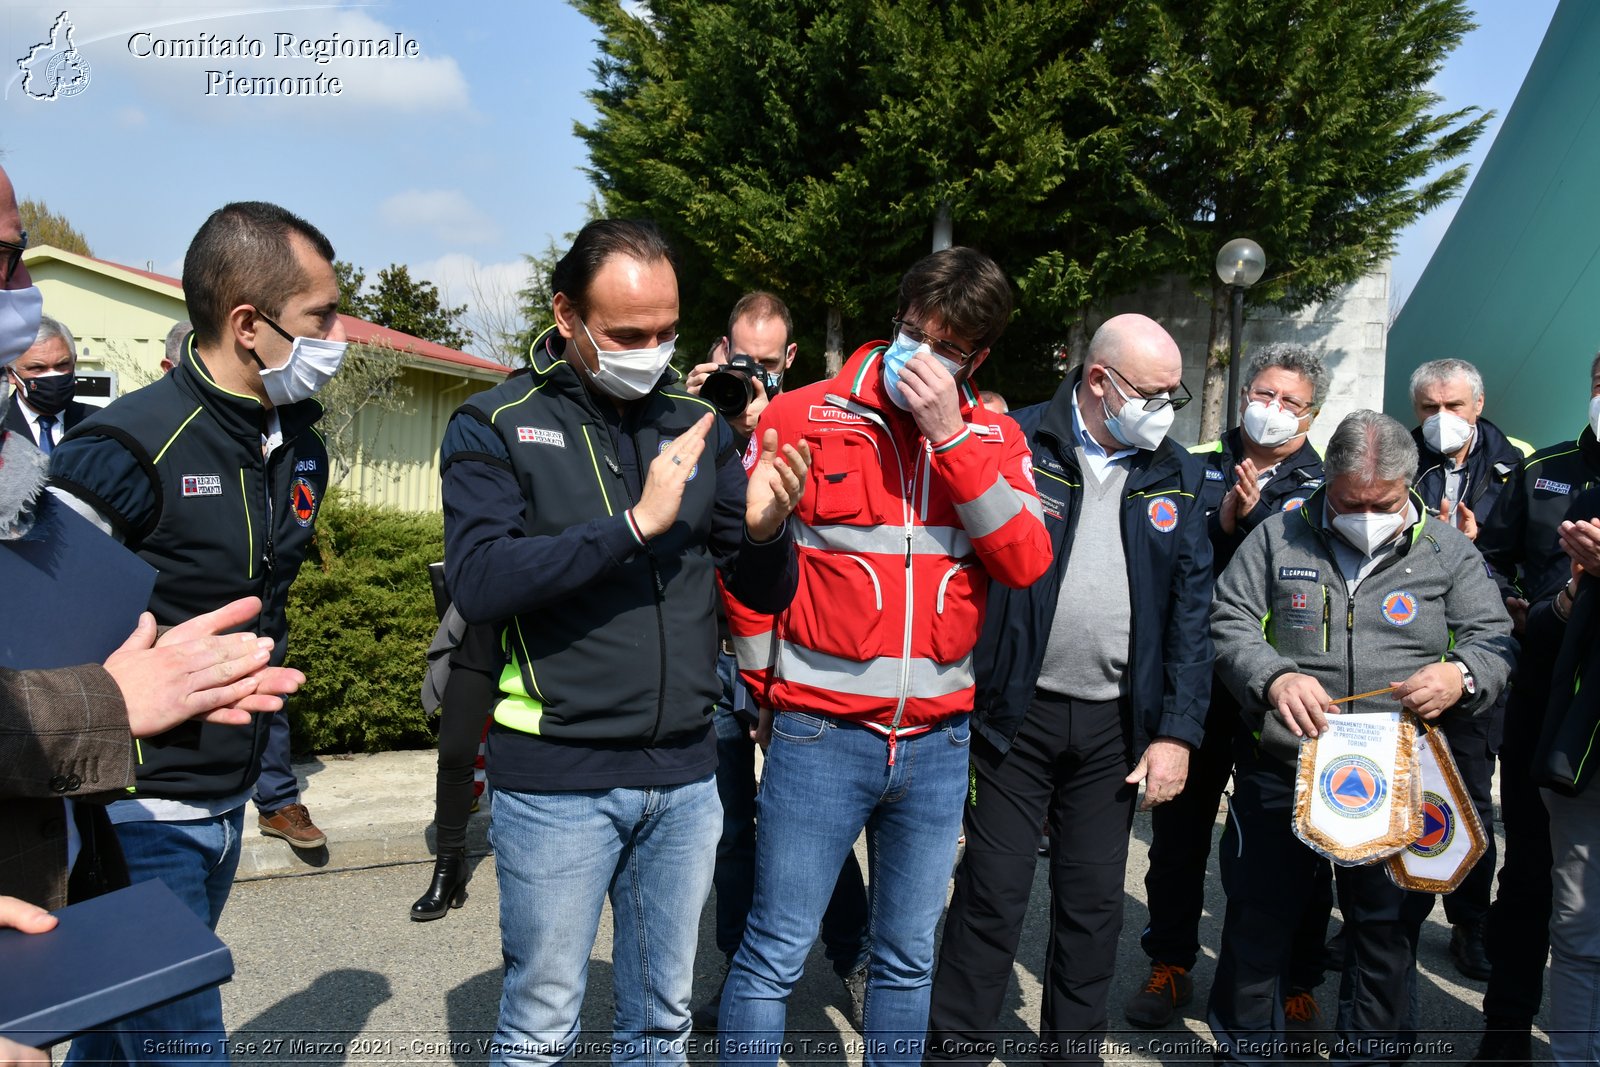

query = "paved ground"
194;752;1549;1065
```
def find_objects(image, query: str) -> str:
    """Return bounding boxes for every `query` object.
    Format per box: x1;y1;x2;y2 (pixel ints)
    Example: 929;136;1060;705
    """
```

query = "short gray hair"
1589;350;1600;382
1408;358;1482;404
1325;410;1419;485
1242;342;1330;409
32;315;78;361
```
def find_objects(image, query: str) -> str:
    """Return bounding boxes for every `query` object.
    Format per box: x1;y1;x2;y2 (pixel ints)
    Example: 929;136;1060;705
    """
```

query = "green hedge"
284;493;443;754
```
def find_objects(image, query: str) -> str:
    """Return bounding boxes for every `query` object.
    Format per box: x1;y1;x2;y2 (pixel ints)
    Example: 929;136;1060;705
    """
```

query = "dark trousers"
433;622;502;851
1209;740;1422;1067
710;653;868;974
928;691;1135;1067
1483;695;1554;1026
1142;696;1333;989
251;705;298;812
1438;711;1497;926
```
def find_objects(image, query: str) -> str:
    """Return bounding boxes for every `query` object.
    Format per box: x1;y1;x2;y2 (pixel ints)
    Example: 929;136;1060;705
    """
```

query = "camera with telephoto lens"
702;355;781;417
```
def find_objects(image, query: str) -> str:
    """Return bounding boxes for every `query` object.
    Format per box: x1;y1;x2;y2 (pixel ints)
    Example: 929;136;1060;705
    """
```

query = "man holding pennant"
1207;411;1516;1065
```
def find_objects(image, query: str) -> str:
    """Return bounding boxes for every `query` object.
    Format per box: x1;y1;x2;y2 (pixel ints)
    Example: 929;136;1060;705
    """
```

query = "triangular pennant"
1386;723;1488;893
1295;710;1422;865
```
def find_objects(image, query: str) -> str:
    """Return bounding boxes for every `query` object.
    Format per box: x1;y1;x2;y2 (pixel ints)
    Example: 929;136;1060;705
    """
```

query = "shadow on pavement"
233;968;392;1061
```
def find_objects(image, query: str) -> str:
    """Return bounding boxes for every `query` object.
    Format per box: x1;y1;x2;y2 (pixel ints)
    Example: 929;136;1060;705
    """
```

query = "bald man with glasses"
927;313;1215;1067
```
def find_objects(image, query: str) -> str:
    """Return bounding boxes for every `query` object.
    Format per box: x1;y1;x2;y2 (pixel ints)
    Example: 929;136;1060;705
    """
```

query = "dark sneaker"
1450;921;1492;981
691;961;730;1033
257;803;326;849
1283;989;1325;1058
1124;962;1192;1028
1471;1024;1532;1064
842;963;867;1032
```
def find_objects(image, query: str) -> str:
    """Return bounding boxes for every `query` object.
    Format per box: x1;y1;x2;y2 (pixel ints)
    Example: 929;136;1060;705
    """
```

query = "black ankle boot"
410;848;468;921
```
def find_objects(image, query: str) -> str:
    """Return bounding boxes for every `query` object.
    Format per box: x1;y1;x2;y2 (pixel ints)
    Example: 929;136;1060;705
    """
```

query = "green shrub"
284;492;442;754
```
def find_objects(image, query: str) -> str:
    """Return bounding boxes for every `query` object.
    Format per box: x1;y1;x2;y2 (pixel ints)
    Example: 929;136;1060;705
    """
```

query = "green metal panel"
1386;0;1600;447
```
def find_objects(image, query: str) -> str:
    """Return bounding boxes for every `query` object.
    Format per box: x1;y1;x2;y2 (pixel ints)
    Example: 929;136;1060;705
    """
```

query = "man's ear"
967;348;990;379
783;342;797;370
227;305;260;351
552;292;579;341
711;336;729;363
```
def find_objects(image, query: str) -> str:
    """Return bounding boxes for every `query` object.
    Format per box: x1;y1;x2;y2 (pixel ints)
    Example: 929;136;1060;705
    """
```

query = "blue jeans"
251;708;298;813
1546;784;1600;1064
491;776;720;1067
710;655;869;974
719;712;969;1067
65;807;246;1066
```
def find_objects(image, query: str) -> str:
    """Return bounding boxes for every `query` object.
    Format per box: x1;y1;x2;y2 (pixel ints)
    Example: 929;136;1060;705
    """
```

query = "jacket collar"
1297;483;1431;557
527;326;683;415
1219;426;1322;477
178;339;322;444
1035;367;1185;487
1412;414;1522;476
822;340;980;431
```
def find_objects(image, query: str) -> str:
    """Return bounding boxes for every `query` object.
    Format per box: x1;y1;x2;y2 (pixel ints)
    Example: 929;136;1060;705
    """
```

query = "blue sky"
0;1;1560;356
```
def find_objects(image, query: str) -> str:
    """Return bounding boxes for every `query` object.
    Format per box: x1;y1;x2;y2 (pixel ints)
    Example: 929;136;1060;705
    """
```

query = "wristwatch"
1450;658;1476;697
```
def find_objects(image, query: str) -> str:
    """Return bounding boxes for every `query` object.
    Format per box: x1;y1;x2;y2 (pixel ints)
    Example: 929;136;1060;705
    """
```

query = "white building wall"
1094;263;1391;450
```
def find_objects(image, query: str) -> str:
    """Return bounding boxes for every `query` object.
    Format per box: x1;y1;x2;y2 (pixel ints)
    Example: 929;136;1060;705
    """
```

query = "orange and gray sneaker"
258;802;327;850
1283;988;1325;1058
1124;962;1193;1028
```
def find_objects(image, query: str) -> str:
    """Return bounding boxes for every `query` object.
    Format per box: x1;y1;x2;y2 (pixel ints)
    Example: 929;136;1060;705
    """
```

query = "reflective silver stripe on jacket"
792;518;971;559
953;473;1045;540
733;630;974;699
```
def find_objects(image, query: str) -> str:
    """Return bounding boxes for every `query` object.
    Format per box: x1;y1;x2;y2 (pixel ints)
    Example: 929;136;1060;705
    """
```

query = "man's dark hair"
182;201;335;347
727;290;793;345
895;247;1013;352
551;219;676;313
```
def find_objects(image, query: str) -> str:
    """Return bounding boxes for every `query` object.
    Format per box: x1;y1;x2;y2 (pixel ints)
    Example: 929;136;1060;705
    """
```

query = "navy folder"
0;491;156;669
0;879;234;1047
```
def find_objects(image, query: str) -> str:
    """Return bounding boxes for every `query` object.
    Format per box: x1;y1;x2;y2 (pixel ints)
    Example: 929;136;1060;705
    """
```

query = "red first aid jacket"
726;342;1051;736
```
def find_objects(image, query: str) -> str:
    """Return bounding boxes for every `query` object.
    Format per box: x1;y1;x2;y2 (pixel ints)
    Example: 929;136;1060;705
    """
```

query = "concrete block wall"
1091;263;1391;450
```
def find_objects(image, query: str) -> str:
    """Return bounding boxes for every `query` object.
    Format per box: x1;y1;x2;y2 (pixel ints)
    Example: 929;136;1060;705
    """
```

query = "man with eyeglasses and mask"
1127;342;1331;1034
47;201;346;1067
718;247;1049;1066
680;290;873;1034
925;312;1213;1067
4;315;93;452
1207;410;1515;1066
439;219;806;1067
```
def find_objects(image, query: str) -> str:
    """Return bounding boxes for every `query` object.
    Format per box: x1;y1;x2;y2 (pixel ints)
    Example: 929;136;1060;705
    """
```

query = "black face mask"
14;371;76;416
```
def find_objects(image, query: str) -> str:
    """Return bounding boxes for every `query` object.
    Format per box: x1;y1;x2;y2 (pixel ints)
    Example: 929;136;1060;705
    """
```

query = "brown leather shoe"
258;803;327;849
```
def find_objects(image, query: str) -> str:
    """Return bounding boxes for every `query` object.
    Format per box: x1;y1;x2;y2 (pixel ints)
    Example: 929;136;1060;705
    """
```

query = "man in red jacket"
719;247;1052;1066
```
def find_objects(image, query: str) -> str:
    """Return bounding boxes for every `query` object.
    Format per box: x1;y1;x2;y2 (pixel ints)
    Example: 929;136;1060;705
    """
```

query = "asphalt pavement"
205;751;1544;1065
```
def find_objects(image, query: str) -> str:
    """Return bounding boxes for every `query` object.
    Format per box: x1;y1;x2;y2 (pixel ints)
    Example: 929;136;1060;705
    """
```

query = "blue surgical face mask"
881;332;961;410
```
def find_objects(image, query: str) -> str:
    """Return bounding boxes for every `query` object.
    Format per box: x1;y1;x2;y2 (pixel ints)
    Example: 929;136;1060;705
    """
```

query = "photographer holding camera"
685;291;797;439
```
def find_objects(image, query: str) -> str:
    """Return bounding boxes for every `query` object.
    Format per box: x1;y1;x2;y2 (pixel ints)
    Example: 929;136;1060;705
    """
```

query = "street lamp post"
1216;238;1267;430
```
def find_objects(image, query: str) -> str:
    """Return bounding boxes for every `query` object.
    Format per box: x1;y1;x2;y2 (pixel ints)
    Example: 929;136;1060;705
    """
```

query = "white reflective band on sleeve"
953;474;1040;540
777;640;974;699
732;630;777;672
793;518;971;559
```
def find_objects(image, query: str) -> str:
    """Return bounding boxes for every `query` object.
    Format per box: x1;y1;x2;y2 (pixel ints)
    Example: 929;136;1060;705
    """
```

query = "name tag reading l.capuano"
1385;724;1487;894
1294;711;1421;865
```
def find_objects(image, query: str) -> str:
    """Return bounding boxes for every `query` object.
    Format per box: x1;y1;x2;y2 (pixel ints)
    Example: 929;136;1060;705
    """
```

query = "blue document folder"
0;492;156;669
0;878;234;1047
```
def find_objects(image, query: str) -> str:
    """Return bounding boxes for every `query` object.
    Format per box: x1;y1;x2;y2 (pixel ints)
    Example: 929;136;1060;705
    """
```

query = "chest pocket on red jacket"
805;432;872;523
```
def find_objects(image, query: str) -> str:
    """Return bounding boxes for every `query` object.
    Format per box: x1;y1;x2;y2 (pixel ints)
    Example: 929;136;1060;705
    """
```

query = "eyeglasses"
892;318;981;365
0;231;27;285
1103;364;1192;412
1247;386;1312;417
